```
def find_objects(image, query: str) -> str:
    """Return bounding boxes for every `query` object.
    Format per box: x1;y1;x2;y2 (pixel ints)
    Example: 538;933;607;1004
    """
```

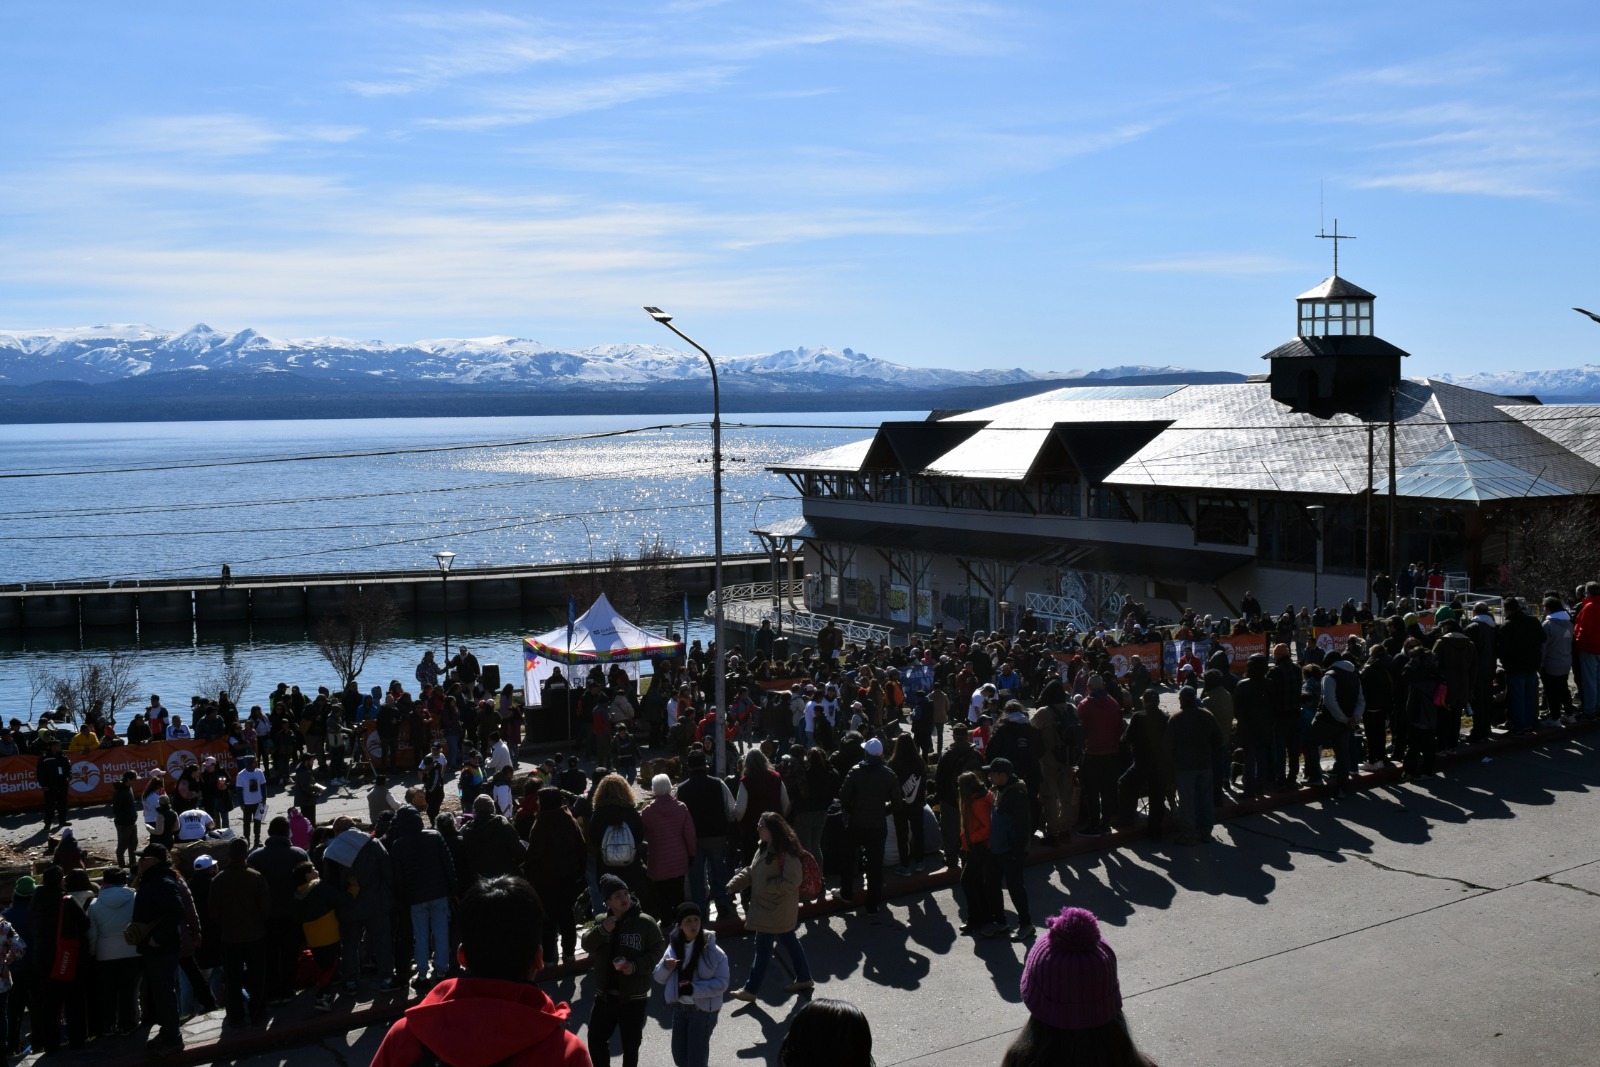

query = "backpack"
1050;704;1085;765
599;820;637;868
783;850;824;900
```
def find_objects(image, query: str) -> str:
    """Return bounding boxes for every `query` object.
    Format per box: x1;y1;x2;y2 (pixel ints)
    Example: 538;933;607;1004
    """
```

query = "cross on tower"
1316;218;1356;275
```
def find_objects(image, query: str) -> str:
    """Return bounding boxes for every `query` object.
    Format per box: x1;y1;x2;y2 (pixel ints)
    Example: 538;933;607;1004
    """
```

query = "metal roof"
1297;275;1377;301
1373;442;1572;501
772;376;1600;503
1261;335;1410;361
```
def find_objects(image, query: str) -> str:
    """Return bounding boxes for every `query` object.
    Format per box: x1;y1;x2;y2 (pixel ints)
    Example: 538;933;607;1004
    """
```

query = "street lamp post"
434;550;456;674
643;307;728;777
1305;506;1325;614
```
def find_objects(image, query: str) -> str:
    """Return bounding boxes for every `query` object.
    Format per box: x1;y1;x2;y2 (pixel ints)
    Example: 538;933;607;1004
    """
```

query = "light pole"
643;307;727;777
1305;505;1325;613
434;550;456;673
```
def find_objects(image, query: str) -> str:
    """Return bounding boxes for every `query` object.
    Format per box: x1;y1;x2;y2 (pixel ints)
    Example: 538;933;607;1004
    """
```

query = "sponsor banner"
0;739;235;813
1313;623;1363;654
361;719;444;766
1106;643;1164;682
1163;639;1210;682
1212;632;1268;673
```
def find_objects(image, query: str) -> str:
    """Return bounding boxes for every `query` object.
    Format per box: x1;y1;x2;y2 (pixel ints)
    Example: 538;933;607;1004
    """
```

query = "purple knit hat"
1019;907;1122;1030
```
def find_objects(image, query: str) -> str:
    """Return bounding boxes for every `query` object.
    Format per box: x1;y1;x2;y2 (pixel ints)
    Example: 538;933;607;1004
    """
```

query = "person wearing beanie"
1002;907;1155;1066
833;730;899;918
582;872;663;1067
653;899;730;1067
1166;686;1222;845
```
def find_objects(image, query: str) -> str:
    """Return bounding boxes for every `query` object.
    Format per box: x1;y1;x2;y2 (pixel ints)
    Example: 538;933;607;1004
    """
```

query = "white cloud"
103;114;364;157
422;67;734;129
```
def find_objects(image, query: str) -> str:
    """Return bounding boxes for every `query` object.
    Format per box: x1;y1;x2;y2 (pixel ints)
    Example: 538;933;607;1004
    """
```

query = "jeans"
98;955;142;1032
144;950;182;1040
1581;652;1600;715
1543;672;1575;716
1175;768;1215;838
892;804;924;868
1240;743;1272;795
996;848;1031;927
1507;671;1539;732
221;939;266;1022
341;913;394;984
588;994;648;1067
687;838;737;922
744;929;810;992
671;1002;719;1067
1079;752;1119;832
959;842;1001;927
411;897;451;979
793;811;826;876
840;825;887;911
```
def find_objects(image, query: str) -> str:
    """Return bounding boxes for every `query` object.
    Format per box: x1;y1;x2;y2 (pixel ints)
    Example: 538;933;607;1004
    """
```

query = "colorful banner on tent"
1312;624;1363;654
0;738;235;813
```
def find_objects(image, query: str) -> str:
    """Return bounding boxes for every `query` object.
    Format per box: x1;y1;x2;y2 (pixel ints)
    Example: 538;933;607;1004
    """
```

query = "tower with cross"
1262;224;1407;414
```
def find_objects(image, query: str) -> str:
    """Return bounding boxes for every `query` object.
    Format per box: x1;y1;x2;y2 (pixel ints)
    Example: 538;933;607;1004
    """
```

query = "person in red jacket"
370;875;591;1067
1572;582;1600;717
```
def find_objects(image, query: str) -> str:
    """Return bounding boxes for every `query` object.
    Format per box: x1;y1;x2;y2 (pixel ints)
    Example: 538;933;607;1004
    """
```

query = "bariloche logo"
166;749;199;778
70;761;101;794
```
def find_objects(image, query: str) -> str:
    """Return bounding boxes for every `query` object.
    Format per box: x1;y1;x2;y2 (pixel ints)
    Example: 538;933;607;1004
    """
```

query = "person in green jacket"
581;873;663;1067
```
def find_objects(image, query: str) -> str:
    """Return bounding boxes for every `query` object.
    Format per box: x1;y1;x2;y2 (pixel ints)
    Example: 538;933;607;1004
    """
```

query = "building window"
838;474;871;501
1038;477;1080;517
1142;491;1187;524
1087;485;1127;521
1195;496;1251;545
995;484;1031;513
950;482;989;510
1299;300;1372;337
1257;499;1315;564
872;470;907;504
912;477;946;507
804;473;839;498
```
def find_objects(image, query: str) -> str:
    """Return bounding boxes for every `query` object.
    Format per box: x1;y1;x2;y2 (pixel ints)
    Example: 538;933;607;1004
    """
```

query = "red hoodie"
370;977;591;1067
1574;597;1600;655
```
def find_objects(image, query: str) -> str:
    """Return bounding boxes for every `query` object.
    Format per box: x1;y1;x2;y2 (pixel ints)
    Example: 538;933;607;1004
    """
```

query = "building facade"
762;275;1600;631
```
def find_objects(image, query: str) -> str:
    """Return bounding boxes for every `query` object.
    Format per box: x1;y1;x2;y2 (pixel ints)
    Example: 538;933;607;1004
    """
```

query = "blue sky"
1;1;1597;376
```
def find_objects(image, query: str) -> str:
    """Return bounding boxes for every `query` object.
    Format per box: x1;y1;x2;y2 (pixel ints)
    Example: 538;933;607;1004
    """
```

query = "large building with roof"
758;274;1600;631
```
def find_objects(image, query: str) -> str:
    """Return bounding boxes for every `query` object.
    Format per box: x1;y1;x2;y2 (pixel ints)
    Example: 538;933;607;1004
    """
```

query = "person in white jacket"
653;901;730;1067
85;867;141;1036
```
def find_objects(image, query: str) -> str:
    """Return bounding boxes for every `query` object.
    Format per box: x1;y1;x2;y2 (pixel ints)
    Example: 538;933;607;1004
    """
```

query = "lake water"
0;410;907;724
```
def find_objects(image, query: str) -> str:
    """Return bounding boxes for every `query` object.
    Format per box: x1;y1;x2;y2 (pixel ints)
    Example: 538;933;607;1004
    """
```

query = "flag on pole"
682;592;690;643
566;595;576;663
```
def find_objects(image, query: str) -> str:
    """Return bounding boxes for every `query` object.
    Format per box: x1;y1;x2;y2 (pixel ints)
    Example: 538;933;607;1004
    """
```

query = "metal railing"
711;584;895;643
1024;591;1096;632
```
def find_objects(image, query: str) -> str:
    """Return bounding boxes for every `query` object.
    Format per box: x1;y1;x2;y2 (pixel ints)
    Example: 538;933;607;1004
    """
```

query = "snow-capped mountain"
0;323;1083;391
1436;366;1600;400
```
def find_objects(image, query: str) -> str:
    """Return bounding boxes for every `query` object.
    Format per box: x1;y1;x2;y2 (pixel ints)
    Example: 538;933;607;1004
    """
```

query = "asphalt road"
199;734;1600;1067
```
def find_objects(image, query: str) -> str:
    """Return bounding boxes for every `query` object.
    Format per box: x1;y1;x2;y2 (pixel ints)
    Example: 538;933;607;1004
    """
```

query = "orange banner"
1214;633;1268;673
0;739;235;813
1313;623;1363;655
1108;643;1164;682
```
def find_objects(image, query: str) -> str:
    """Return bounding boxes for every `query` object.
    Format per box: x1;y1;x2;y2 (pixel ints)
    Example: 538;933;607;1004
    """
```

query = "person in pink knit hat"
1001;905;1158;1066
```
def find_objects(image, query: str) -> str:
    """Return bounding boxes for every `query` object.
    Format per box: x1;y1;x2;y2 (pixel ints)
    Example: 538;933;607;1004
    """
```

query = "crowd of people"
4;577;1598;1064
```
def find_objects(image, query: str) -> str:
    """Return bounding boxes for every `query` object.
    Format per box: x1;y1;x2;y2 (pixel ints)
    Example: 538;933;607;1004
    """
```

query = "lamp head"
643;306;673;324
434;550;457;574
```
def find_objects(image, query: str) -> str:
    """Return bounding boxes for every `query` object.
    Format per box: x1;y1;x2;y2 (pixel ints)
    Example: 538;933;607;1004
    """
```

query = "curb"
36;719;1595;1067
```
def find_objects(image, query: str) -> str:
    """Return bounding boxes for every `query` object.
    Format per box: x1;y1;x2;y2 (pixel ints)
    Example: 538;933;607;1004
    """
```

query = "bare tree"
42;650;142;724
564;536;682;631
1498;500;1600;601
194;654;256;708
316;588;399;688
25;660;52;721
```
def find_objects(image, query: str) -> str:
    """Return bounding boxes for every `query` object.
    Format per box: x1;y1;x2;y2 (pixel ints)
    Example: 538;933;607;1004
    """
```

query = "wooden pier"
0;553;766;635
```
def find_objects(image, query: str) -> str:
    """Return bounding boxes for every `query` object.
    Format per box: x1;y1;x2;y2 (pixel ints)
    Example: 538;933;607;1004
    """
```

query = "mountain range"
0;322;1175;391
2;322;1592;424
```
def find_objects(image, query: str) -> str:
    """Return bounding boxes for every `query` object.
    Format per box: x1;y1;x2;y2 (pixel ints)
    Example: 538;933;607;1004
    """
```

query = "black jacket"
933;741;985;804
248;834;312;917
113;781;139;826
1498;614;1545;674
675;770;732;841
36;753;70;793
837;756;899;831
388;806;458;905
984;717;1044;789
462;814;526;881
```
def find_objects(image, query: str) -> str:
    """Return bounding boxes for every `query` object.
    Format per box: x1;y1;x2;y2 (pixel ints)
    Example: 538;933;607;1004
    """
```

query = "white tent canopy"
523;593;683;706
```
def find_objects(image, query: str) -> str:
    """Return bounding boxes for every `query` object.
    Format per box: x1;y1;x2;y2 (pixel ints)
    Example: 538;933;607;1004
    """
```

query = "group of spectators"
6;574;1598;1064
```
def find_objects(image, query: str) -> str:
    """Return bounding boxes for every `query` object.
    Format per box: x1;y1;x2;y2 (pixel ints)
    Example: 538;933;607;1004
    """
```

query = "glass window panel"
1314;303;1326;316
1328;320;1344;335
1358;302;1371;318
1357;320;1371;335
